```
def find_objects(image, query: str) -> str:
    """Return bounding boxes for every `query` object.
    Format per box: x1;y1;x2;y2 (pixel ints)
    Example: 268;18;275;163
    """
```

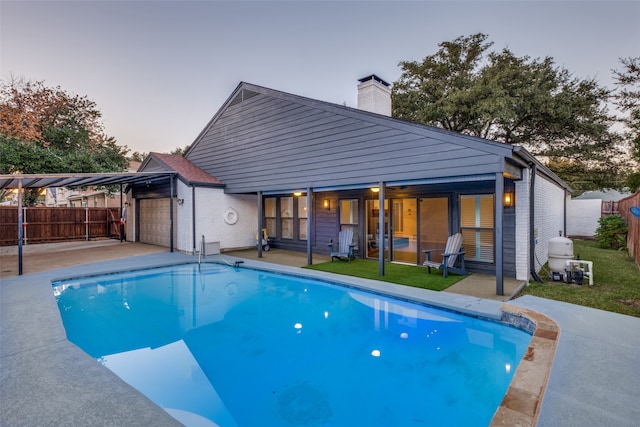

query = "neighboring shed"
567;189;633;237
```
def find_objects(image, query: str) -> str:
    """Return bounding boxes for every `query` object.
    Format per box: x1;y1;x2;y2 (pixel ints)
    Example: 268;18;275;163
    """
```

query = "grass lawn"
303;259;466;291
520;239;640;318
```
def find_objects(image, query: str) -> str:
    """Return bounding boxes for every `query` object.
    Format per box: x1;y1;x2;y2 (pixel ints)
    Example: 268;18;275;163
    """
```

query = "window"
298;196;308;240
281;197;293;239
460;195;494;263
264;198;277;238
340;199;359;248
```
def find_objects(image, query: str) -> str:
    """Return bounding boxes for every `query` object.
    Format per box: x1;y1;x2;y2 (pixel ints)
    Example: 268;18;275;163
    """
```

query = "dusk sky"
2;1;639;155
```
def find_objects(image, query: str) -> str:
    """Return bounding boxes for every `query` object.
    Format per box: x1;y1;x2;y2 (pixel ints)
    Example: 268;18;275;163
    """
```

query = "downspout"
529;163;543;282
564;188;568;236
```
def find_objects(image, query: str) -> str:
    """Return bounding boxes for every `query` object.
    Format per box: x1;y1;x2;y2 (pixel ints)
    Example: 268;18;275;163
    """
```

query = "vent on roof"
229;88;259;106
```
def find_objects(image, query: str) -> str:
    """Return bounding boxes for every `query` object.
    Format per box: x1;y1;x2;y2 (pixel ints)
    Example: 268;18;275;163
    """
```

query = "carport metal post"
17;178;23;275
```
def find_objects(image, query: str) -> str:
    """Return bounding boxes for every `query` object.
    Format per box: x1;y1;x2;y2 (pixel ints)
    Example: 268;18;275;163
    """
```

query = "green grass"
521;240;640;317
303;259;466;291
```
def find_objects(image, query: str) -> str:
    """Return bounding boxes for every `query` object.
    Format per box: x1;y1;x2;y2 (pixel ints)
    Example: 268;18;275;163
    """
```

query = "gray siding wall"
187;88;512;194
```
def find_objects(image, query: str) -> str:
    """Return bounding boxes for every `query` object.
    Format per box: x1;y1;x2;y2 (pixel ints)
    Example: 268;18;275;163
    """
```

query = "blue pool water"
53;263;531;427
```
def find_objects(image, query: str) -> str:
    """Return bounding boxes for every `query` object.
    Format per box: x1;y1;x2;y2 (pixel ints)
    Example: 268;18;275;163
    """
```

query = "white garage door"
139;198;177;247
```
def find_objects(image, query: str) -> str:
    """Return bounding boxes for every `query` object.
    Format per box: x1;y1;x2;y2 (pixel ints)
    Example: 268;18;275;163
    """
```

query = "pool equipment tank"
548;235;574;280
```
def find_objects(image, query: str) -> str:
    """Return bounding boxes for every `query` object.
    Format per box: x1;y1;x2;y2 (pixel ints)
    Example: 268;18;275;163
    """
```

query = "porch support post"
169;175;174;252
17;178;23;276
378;181;385;276
307;187;312;266
495;172;504;296
257;191;263;258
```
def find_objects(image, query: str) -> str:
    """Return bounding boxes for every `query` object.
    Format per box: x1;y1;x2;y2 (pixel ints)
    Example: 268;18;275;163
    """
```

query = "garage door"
139;198;177;247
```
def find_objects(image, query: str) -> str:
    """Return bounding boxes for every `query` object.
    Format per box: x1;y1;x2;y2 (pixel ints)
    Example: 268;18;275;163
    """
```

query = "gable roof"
184;81;568;194
139;152;223;187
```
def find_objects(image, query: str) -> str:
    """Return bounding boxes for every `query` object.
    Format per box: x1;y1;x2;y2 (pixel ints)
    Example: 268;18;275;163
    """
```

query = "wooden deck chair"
422;232;467;278
328;228;355;262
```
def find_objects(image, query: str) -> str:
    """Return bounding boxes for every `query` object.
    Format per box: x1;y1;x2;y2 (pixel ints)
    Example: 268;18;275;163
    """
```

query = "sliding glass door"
390;198;418;263
419;197;449;265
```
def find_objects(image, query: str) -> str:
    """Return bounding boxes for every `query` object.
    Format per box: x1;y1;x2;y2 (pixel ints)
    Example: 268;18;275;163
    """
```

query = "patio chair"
422;232;467;278
328;228;355;262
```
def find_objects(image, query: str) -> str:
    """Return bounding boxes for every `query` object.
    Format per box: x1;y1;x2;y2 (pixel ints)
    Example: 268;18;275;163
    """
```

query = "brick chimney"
357;74;391;116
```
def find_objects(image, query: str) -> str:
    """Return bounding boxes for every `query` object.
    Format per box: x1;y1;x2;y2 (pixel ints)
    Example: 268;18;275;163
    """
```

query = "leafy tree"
170;144;191;156
128;151;148;162
613;57;640;191
0;78;129;204
392;34;627;190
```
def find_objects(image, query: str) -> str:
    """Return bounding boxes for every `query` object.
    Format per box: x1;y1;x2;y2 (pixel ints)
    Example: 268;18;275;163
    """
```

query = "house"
131;75;571;294
45;161;142;208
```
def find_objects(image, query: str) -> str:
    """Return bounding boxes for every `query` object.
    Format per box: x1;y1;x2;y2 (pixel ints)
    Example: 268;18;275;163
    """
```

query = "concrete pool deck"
1;241;639;426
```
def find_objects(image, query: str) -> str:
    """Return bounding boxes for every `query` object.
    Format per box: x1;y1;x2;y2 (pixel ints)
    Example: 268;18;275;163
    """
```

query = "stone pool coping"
491;305;559;426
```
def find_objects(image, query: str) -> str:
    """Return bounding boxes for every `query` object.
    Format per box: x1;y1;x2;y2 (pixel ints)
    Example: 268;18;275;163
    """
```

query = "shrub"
595;215;628;249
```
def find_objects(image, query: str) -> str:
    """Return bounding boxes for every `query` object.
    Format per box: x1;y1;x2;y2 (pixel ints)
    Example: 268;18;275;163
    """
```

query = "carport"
0;172;176;275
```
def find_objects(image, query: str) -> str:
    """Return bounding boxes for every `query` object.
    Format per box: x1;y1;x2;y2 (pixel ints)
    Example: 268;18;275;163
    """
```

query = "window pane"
479;196;494;228
340;199;359;250
299;218;307;240
278;197;293;239
281;219;293;239
281;197;293;218
460;194;494;263
340;199;358;224
460;196;477;227
265;219;276;238
298;196;308;218
265;198;276;217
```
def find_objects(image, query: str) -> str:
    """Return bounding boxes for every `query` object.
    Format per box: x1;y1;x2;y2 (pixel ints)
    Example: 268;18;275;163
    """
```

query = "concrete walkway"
1;241;639;426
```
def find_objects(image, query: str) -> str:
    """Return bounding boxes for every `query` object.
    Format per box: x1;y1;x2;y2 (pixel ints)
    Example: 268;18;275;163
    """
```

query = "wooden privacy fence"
0;207;122;246
617;191;640;268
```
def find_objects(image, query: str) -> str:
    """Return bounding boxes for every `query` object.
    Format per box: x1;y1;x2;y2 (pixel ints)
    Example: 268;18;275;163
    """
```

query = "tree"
613;57;640;191
0;78;129;204
128;151;148;162
392;34;627;190
170;144;191;156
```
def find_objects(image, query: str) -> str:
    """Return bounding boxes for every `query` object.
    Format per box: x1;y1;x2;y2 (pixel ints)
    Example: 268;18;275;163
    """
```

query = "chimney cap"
358;74;390;88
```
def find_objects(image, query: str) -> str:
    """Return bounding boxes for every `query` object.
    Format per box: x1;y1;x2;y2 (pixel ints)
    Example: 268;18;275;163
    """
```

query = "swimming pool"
53;263;531;427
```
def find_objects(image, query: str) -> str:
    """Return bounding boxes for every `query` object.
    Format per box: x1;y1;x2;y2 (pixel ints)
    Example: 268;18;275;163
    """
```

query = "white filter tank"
548;236;574;272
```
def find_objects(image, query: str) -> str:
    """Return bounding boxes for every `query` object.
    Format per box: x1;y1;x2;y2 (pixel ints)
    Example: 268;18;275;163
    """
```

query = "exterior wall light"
293;192;302;197
177;198;184;205
323;199;331;210
503;192;514;207
370;187;380;193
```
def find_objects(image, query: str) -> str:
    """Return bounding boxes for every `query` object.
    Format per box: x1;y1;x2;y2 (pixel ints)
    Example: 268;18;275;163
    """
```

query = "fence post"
85;207;89;240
